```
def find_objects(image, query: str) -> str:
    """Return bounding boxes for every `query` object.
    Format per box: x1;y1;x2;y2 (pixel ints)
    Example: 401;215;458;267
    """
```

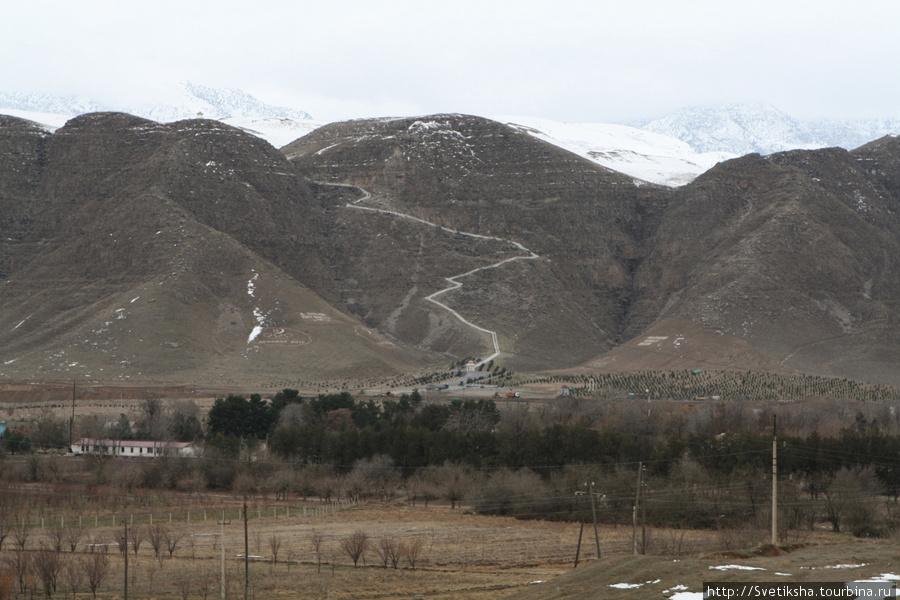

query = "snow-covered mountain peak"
639;103;817;155
497;116;734;187
139;82;313;122
639;103;900;156
0;82;312;125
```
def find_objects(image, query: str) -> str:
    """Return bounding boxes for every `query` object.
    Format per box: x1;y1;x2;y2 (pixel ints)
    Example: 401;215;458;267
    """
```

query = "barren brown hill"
284;114;671;372
286;116;900;385
617;143;900;384
2;112;900;387
0;113;435;386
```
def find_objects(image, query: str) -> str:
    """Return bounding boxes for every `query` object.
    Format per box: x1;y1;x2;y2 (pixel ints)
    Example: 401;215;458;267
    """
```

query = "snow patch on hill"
496;116;734;187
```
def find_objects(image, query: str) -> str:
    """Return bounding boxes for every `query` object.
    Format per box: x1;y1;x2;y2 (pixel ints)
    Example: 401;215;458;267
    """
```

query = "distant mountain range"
3;109;900;388
2;85;898;186
3;85;900;389
0;82;311;123
638;103;900;156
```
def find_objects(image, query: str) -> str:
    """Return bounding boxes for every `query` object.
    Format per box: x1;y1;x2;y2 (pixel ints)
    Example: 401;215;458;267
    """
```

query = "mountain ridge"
639;103;900;155
3;109;900;388
4;86;899;185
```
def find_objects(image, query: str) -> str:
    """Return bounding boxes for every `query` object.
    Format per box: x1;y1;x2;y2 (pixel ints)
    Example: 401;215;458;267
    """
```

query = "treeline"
268;423;900;498
201;390;900;502
530;370;900;403
5;386;900;539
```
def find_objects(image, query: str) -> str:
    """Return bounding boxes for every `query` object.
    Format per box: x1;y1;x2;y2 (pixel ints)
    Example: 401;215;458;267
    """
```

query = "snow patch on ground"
247;325;264;345
609;579;662;590
245;270;269;345
858;574;900;581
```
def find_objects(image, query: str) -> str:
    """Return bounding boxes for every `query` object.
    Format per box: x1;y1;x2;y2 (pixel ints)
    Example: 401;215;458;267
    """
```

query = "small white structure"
465;360;477;372
71;438;195;458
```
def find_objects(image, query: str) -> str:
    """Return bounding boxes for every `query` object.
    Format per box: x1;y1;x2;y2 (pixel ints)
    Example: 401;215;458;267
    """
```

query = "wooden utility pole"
218;511;231;600
243;502;249;600
587;482;601;558
69;381;76;447
632;462;642;555
123;520;128;600
641;477;647;554
771;414;778;546
574;522;584;568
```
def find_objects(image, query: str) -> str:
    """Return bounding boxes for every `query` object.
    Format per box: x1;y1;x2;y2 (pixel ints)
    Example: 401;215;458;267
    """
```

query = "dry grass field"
3;493;899;600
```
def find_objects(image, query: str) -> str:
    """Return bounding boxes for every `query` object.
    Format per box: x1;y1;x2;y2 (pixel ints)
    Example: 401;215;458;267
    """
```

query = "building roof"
73;438;192;449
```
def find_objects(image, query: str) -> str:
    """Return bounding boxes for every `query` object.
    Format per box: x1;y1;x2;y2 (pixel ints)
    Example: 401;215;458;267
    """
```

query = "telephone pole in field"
772;415;778;546
218;511;231;600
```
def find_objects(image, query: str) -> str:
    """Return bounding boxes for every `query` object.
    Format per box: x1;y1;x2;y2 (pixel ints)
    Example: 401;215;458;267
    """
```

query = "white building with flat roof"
71;438;195;458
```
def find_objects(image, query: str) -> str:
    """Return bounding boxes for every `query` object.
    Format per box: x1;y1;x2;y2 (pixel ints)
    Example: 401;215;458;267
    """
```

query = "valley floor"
1;489;898;599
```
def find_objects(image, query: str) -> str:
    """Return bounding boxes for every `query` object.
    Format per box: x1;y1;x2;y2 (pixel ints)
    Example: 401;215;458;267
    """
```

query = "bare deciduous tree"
164;529;184;558
349;454;400;501
0;514;11;551
13;521;28;550
64;527;84;553
146;562;159;595
129;525;145;556
84;533;111;554
32;549;63;599
308;529;324;573
82;552;108;599
438;462;471;509
196;569;213;600
285;548;295;572
175;573;192;600
264;468;295;501
177;472;207;498
63;558;83;599
231;471;256;499
268;534;281;570
401;537;423;569
4;549;31;597
147;523;166;558
46;527;66;553
0;568;14;600
373;536;401;569
341;530;368;567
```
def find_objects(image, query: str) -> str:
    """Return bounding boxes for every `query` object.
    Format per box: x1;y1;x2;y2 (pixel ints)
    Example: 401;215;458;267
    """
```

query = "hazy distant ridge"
639;103;900;155
0;82;312;123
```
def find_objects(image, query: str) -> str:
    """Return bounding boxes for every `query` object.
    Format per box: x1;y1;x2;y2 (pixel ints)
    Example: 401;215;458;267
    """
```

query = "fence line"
15;495;361;532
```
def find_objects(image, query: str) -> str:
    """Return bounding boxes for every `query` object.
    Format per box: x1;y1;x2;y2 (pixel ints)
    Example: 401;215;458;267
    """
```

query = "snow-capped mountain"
3;86;899;187
138;82;313;122
640;103;900;156
0;91;105;116
0;85;733;186
0;83;324;152
0;82;311;125
496;116;734;187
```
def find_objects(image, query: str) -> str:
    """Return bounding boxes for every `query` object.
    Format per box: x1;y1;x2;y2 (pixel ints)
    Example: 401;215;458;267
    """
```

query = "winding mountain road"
322;182;539;366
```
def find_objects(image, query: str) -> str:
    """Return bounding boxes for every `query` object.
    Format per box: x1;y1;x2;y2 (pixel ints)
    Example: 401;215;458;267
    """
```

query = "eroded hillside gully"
319;181;539;367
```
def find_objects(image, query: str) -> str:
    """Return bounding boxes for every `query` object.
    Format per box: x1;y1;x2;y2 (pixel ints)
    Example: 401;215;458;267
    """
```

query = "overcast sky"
4;0;899;123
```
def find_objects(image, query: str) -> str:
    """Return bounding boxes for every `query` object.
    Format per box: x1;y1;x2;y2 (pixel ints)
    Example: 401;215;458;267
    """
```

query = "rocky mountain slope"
2;111;900;387
0;113;432;386
286;116;900;386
